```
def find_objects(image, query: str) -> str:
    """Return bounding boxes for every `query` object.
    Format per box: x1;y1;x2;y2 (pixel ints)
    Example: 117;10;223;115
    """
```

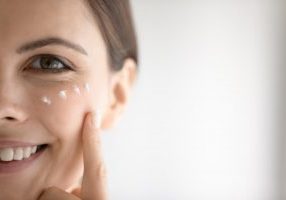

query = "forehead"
0;0;100;54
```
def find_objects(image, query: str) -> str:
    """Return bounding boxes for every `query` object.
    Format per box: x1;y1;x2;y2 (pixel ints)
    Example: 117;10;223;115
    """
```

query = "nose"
0;105;28;124
0;81;28;125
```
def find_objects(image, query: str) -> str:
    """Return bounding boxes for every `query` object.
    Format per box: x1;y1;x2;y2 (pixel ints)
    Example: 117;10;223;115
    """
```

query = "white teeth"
0;148;14;161
13;148;24;161
23;147;32;158
32;146;37;154
0;145;39;162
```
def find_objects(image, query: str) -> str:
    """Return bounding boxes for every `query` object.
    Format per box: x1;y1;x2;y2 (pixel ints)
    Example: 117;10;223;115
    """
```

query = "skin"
0;0;137;199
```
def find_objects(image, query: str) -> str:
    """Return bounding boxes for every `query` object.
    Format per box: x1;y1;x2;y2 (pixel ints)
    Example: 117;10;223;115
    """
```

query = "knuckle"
46;186;60;195
39;187;59;200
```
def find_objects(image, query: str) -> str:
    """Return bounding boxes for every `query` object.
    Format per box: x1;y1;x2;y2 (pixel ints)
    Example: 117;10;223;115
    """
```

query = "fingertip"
82;109;102;151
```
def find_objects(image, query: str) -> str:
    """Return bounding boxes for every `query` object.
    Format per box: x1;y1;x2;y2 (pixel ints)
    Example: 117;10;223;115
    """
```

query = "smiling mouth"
0;144;48;162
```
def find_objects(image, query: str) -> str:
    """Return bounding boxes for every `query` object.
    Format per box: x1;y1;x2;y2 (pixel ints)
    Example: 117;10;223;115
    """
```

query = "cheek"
22;80;107;189
27;81;99;140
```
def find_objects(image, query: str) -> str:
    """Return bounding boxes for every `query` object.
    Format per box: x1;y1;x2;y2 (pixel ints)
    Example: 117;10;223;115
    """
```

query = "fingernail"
91;110;101;129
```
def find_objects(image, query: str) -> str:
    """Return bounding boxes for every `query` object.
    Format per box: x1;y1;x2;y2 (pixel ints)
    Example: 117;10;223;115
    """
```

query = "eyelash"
25;54;74;73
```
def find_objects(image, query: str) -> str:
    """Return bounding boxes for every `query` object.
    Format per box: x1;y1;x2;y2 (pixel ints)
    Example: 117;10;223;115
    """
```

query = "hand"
38;111;107;200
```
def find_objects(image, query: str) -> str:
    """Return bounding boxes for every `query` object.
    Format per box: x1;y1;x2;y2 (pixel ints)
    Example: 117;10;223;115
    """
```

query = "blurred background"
101;0;285;199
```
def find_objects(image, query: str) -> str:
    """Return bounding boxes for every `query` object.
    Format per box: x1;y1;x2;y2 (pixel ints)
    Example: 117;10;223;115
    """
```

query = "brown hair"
84;0;138;71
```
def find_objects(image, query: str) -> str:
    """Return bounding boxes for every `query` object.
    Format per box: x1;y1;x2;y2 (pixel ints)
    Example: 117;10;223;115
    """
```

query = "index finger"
81;110;107;200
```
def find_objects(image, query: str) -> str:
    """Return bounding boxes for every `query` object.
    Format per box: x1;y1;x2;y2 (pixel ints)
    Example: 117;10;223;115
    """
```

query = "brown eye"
28;54;73;73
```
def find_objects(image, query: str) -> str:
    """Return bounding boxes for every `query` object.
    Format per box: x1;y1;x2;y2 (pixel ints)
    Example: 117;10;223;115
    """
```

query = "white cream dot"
84;83;91;93
58;90;67;99
73;85;81;95
41;96;52;105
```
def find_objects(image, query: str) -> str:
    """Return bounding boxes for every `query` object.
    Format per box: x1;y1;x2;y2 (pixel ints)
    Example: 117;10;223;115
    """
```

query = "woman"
0;0;138;199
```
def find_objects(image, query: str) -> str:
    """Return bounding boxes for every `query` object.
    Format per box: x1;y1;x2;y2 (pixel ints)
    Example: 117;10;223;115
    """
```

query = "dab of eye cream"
73;85;81;95
84;83;91;93
58;90;67;99
41;96;52;105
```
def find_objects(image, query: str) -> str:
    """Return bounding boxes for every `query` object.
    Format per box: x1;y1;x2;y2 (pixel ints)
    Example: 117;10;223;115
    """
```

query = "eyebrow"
16;37;88;56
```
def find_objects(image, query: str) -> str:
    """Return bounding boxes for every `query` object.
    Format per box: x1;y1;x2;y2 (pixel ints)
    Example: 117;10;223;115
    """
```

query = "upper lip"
0;140;43;148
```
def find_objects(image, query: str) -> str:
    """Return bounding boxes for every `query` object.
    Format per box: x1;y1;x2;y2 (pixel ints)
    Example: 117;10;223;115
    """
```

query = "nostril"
0;108;28;123
5;117;16;121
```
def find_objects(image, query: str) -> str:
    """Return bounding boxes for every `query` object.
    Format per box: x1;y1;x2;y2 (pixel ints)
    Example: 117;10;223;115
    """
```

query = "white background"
101;1;284;199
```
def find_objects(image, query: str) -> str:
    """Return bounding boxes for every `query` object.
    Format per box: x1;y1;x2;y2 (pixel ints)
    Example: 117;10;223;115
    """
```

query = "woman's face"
0;0;127;199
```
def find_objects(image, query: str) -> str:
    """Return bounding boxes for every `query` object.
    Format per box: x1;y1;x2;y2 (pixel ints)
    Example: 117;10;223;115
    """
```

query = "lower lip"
0;147;47;174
